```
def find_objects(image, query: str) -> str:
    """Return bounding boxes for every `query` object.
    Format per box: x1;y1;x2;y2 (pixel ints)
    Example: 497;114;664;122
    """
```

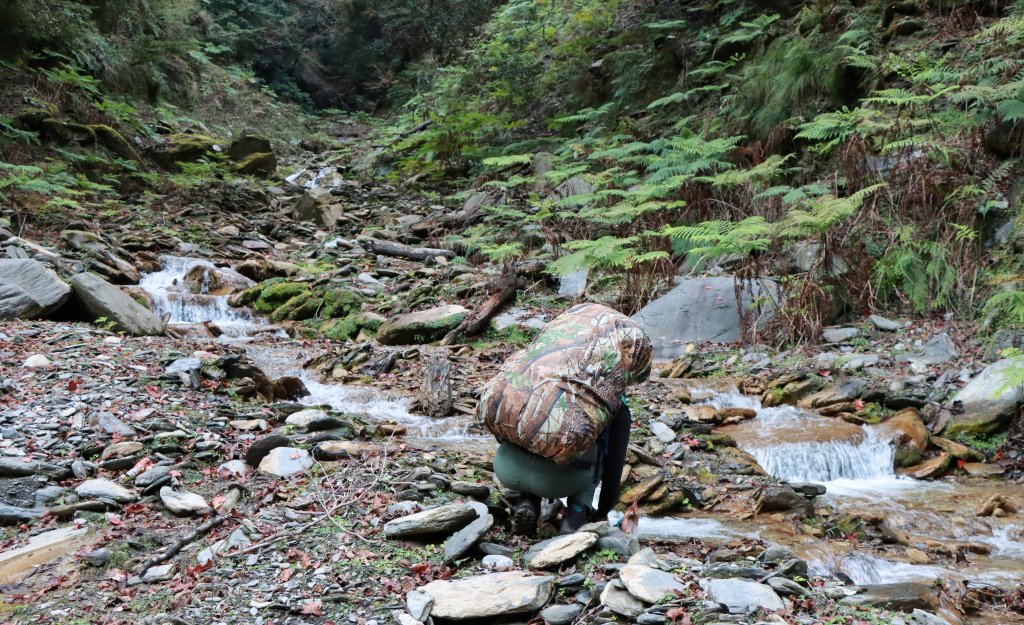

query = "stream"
138;255;1024;590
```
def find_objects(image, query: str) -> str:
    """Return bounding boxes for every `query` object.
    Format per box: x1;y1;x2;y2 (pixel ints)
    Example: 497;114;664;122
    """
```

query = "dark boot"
512;493;541;536
559;502;590;535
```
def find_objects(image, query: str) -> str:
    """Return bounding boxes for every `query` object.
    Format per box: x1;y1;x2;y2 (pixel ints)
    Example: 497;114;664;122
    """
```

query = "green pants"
493;442;597;511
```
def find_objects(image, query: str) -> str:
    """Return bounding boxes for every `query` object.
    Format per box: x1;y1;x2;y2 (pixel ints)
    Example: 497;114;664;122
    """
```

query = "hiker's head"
619;326;652;385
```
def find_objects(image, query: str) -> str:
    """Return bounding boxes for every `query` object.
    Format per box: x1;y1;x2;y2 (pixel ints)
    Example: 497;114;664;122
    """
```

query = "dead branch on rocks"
135;515;232;575
357;235;454;261
440;264;520;345
420;355;453;417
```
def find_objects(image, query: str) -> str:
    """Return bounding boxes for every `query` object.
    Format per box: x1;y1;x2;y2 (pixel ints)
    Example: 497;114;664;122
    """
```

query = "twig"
135;515;231;575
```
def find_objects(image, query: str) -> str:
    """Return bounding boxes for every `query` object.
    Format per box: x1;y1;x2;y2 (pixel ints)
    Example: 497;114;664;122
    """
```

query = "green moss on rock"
254;281;309;313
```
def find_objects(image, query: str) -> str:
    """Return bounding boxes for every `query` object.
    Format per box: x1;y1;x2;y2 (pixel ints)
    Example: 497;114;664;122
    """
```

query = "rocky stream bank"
0;146;1022;625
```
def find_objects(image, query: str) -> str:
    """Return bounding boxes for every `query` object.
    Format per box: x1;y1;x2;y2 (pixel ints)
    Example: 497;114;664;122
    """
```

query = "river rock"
443;502;493;563
384;503;478;538
245;434;291;466
481;554;513;571
798;377;867;409
930;436;984;462
877;408;929;454
632;277;781;359
703;578;785;613
22;354;51;368
822;326;860;343
601;579;646;618
75;479;137;503
869;314;904;331
142;563;174;583
948;357;1024;436
101;441;144;459
649;421;676;443
69;272;163;335
619;564;686;603
450;481;490;499
417;572;554;619
0;457;69;480
755;486;813;516
963;462;1004;478
0;503;43;525
135;465;172;487
526;532;599;569
377;305;468;345
539;603;582;625
159;487;211;516
0;259;71;319
898;332;958;366
285;409;329;429
842;582;940;611
258;447;313;477
897;453;951;479
767;576;811;597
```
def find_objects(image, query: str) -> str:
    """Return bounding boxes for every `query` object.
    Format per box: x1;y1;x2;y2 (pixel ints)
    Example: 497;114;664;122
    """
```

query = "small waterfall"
746;428;896;483
139;256;262;337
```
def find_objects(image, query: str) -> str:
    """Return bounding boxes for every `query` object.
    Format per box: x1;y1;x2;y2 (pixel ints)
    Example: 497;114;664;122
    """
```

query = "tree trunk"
357;236;454;261
440;265;519;345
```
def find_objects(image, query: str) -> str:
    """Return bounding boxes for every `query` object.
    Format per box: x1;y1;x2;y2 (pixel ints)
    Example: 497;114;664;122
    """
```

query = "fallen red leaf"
300;599;323;616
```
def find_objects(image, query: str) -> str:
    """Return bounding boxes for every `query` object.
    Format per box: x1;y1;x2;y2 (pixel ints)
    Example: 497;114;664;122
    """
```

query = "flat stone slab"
258;447;313;477
417;571;554;619
526;532;598;569
443;502;493;563
0;259;71;320
702;578;785;613
75;478;137;503
619;564;687;603
384;503;478;538
70;272;163;335
601;579;646;618
0;526;92;584
160;487;211;516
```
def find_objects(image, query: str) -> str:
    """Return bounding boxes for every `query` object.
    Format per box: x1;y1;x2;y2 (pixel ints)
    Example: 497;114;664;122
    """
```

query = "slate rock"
75;479;137;503
245;434;291;466
159;487;211;516
417;572;554;619
842;582;940;612
703;579;785;613
525;531;598;569
0;503;43;525
632;277;781;359
822;326;860;343
258;447;313;477
70;272;163;335
540;604;582;625
135;465;172;487
0;259;71;320
406;589;433;622
384;503;478;538
619;564;686;603
0;457;70;480
443;502;493;563
601;579;646;618
869;315;904;331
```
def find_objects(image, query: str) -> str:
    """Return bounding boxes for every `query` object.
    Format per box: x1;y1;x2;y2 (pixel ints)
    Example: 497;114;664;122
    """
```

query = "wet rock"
75;479;137;503
377;305;469;345
962;462;1004;478
384;503;478;538
822;326;860;343
619;564;686;603
70;273;163;335
788;482;826;497
245;434;291;466
877;408;929;467
703;579;785;613
898;453;951;479
181;265;253;296
977;494;1018;517
632;277;781;359
911;609;954;625
540;604;582;625
525;532;599;569
755;486;813;516
258;447;313;477
601;579;646;618
416;572;554;619
0;259;71;320
798;377;867;408
443;502;493;563
159;487;211;516
843;582;940;611
869;315;904;331
948;357;1024;436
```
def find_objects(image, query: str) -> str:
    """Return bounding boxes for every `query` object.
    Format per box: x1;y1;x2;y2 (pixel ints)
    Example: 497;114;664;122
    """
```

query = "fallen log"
357;236;454;261
421;355;453;418
440;265;519;345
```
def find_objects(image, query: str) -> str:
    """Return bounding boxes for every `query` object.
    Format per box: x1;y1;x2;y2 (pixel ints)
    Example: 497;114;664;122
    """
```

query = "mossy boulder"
90;124;141;161
254;282;310;314
947;357;1024;437
235;152;277;176
322;288;362;318
152;133;221;168
228;133;273;161
376;305;468;345
269;291;320;322
40;118;95;145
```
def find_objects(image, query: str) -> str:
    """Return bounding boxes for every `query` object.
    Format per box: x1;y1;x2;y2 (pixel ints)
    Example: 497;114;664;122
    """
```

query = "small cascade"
139;256;263;337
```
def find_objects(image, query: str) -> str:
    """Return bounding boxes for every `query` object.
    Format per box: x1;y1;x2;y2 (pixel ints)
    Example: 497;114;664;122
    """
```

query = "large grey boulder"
702;578;785;613
632;277;780;359
377;305;468;345
70;272;163;335
416;572;555;619
0;259;71;319
948;356;1024;436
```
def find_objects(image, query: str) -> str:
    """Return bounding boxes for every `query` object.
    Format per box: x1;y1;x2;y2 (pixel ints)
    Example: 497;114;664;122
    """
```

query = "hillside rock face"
632;277;780;359
0;259;71;320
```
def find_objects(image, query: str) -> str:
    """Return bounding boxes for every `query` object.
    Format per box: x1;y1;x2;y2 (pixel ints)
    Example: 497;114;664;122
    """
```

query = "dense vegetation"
2;0;1024;345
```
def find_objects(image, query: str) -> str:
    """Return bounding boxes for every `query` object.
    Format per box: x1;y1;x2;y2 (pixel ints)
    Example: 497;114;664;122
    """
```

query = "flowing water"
138;257;1024;587
139;256;482;441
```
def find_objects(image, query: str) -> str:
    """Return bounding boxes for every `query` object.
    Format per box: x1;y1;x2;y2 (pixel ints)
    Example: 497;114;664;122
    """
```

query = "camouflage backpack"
479;303;653;464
